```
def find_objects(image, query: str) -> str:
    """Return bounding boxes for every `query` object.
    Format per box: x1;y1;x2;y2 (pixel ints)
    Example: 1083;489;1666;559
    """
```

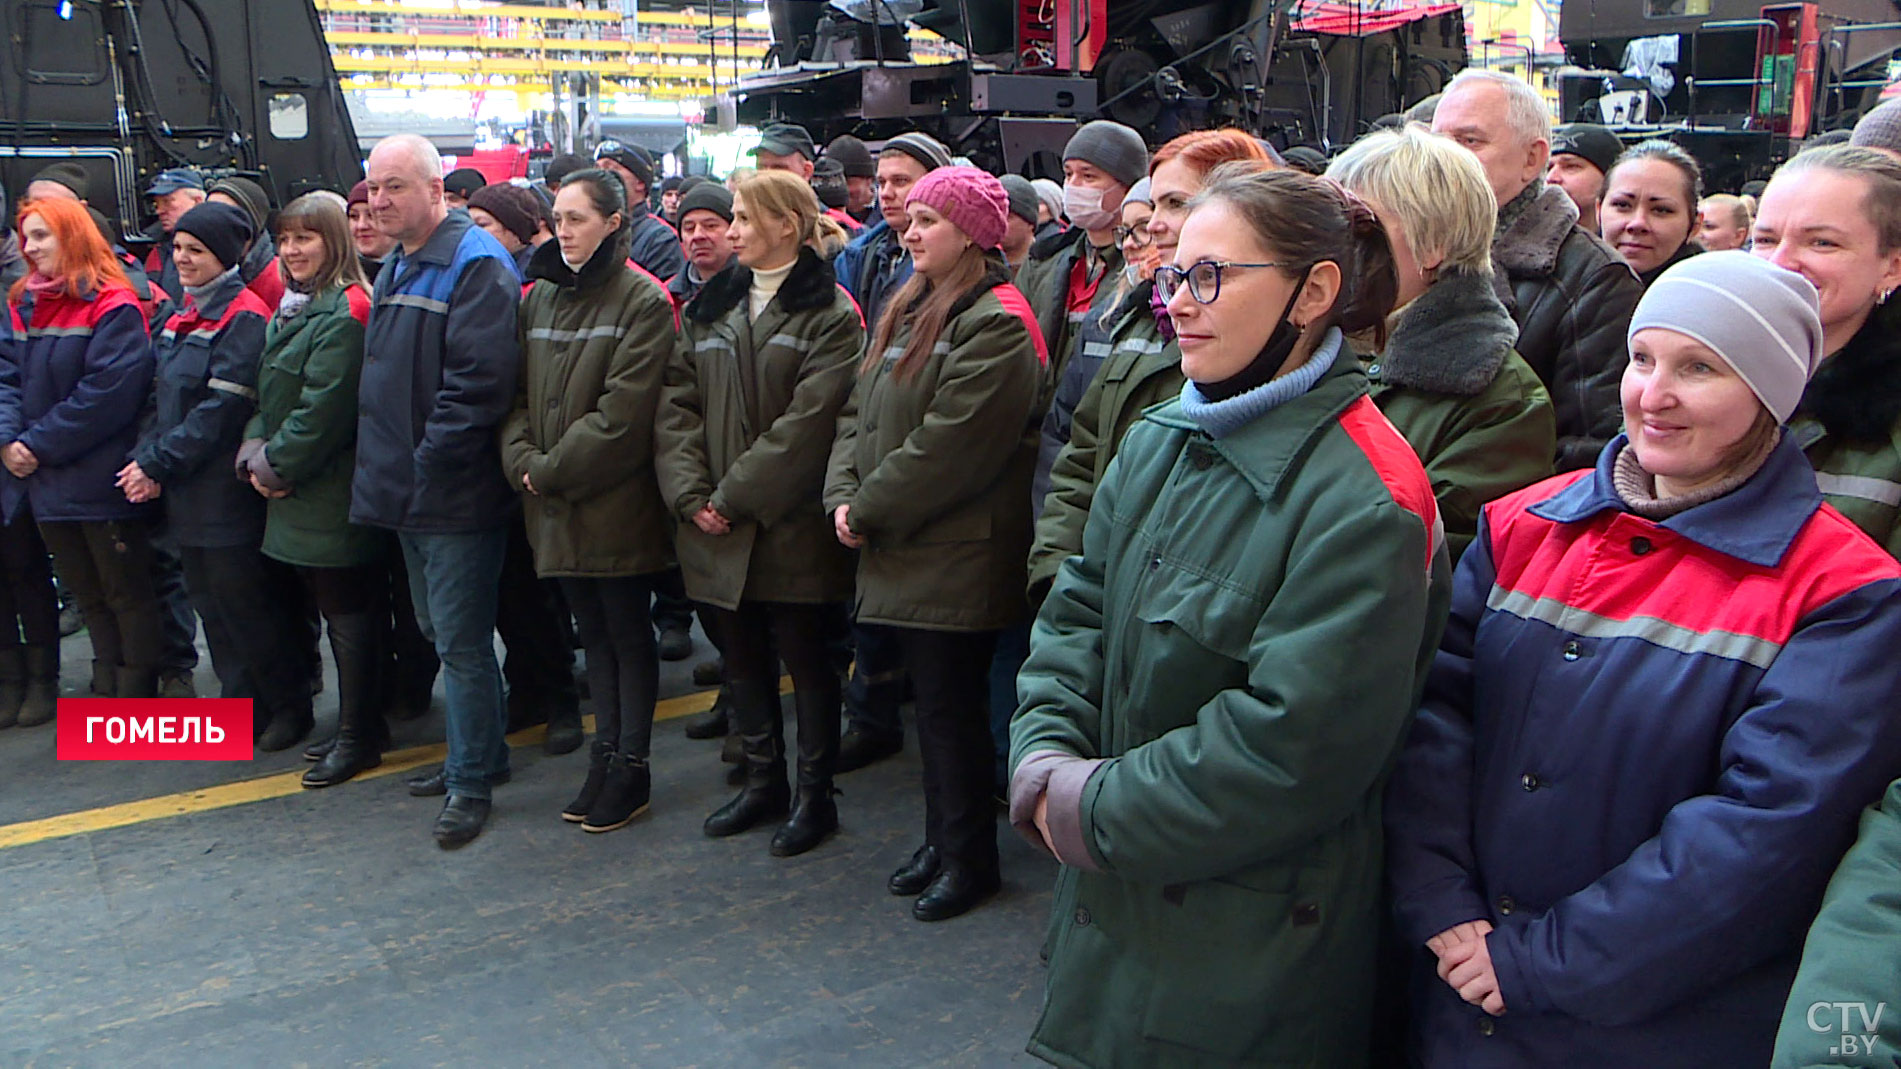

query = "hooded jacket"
1491;181;1643;472
657;247;862;609
833;217;913;331
353;210;522;533
1385;436;1901;1068
824;258;1046;631
135;267;271;547
500;232;675;578
0;281;154;523
1364;267;1556;561
1791;299;1901;556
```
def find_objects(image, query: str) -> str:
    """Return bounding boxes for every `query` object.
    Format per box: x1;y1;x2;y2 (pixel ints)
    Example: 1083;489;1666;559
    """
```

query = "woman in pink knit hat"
824;165;1049;921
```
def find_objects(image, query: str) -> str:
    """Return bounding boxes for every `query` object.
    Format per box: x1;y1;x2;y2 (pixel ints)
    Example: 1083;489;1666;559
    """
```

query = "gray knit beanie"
1031;178;1064;223
1851;100;1901;154
999;175;1039;226
1121;177;1153;209
1063;121;1149;188
1627;250;1823;423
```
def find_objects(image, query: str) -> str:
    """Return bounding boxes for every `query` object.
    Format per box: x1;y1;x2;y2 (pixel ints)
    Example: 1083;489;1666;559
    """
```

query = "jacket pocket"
1139;877;1322;1062
912;505;991;545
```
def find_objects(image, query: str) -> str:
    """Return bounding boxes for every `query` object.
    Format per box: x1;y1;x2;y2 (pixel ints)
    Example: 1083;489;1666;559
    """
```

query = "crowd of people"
4;69;1901;1065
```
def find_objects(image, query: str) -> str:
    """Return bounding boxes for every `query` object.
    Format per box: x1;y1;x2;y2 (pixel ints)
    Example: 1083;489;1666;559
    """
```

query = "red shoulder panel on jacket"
1338;394;1443;570
990;283;1049;365
836;283;865;329
344;285;372;326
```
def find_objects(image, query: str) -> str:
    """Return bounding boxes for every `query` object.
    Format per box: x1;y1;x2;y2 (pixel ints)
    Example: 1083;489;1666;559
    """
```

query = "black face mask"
1195;266;1312;403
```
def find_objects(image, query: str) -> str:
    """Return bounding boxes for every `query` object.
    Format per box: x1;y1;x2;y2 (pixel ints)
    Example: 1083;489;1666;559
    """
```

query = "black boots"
768;687;842;857
0;646;24;728
543;704;584;755
888;845;942;895
303;613;386;789
704;732;790;837
562;740;614;822
682;685;732;739
17;645;57;728
912;860;1001;922
582;752;650;833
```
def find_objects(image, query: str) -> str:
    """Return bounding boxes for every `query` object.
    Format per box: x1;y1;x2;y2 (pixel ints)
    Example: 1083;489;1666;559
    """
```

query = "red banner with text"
55;699;254;760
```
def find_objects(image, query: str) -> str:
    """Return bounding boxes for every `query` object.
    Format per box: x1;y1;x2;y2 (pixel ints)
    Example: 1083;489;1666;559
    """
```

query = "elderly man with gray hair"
1433;69;1643;471
356;133;523;848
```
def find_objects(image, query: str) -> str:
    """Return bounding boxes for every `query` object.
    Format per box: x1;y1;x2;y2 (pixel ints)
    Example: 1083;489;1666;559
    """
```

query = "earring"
1883;287;1896;306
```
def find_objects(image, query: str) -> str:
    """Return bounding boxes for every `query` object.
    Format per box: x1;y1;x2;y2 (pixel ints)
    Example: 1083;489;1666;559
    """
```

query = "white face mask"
1122;261;1145;286
1063;182;1118;231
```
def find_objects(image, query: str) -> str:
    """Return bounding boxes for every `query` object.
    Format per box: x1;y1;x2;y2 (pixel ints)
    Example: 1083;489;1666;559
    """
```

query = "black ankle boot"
582;752;651;833
16;644;57;729
769;787;838;857
888;844;941;895
703;772;790;837
304;735;336;762
913;860;1001;922
562;741;614;822
682;686;732;740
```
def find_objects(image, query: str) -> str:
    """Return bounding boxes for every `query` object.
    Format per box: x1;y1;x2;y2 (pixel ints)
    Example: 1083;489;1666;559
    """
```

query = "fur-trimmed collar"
1799;299;1901;443
1374;268;1518;396
527;229;630;290
686;246;837;324
1493;181;1580;278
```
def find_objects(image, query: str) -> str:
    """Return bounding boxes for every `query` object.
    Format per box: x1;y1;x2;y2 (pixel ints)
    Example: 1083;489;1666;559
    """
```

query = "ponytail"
1190;165;1400;348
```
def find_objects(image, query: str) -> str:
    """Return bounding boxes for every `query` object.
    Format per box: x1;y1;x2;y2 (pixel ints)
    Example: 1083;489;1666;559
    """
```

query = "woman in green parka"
236;192;388;789
825;166;1046;923
1029;129;1277;598
656;171;863;857
501;168;676;835
1009;168;1450;1067
1327;125;1557;561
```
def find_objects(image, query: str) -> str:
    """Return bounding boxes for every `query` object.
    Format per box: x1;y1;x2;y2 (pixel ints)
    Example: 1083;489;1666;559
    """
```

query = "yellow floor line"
0;678;776;852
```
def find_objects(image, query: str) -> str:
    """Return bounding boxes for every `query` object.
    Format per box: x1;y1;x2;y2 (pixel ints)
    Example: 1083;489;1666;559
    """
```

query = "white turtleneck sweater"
748;259;795;321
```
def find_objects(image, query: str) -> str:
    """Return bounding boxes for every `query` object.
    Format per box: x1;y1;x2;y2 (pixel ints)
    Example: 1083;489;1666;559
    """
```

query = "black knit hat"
677;181;734;224
31;162;89;201
1551;124;1625;177
444;168;488;200
173;201;254;270
207;175;273;230
544;153;590;187
812;158;850;210
468;183;542;245
825;134;876;178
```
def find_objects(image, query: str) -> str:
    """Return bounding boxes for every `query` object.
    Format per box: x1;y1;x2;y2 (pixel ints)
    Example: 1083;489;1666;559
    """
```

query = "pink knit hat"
905;166;1009;251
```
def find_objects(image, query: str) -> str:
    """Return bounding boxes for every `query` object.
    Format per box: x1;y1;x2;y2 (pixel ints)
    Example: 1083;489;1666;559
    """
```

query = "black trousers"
652;566;695;633
891;626;1000;874
715;601;843;782
844;621;907;738
39;519;164;676
0;506;58;647
561;575;659;757
179;543;310;723
497;520;577;711
148;525;199;675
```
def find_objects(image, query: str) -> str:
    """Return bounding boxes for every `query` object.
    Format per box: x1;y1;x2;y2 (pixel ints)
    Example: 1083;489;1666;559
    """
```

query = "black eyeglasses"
1114;224;1154;248
1153;260;1285;305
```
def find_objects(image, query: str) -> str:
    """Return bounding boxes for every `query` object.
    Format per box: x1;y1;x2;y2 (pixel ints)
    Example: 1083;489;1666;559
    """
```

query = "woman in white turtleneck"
655;170;865;857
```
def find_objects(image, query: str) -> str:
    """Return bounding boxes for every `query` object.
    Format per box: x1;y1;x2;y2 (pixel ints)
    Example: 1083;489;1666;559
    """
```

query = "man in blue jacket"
357;134;523;848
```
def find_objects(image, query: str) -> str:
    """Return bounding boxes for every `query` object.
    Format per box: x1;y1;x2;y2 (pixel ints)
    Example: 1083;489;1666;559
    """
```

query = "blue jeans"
399;528;508;800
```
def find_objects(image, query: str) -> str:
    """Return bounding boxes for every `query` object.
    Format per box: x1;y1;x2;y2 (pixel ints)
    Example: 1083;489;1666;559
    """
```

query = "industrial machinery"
0;0;363;244
1560;0;1901;186
729;0;1468;175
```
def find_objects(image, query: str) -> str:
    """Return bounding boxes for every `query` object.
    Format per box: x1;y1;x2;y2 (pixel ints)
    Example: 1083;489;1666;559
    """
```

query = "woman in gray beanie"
1386;249;1901;1068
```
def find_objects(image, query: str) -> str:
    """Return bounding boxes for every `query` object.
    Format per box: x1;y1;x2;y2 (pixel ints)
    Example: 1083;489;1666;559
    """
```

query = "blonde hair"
1327;125;1498;276
1700;193;1751;232
735;170;823;246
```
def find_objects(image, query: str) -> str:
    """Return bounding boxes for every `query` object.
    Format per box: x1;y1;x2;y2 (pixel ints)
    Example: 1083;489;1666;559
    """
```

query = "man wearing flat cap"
1547;122;1624;235
752;123;817;181
593;141;684;281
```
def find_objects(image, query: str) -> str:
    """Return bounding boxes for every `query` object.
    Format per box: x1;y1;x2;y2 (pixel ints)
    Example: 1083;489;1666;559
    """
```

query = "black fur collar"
527;228;629;289
1377;268;1519;396
1029;224;1084;263
685;246;838;324
1800;299;1901;443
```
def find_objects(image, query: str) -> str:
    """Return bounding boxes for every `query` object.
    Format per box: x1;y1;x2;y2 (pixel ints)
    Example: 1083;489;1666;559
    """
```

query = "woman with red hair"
0;197;164;699
1028;128;1278;598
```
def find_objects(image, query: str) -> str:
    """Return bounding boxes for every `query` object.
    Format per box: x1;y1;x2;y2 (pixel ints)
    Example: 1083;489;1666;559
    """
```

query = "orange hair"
1149;128;1279;180
11;197;132;303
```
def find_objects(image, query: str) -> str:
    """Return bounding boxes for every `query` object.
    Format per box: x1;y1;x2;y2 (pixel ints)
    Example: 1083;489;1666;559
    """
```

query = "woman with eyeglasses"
1009;166;1448;1065
1028;129;1276;601
825;166;1045;922
1328;126;1557;560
